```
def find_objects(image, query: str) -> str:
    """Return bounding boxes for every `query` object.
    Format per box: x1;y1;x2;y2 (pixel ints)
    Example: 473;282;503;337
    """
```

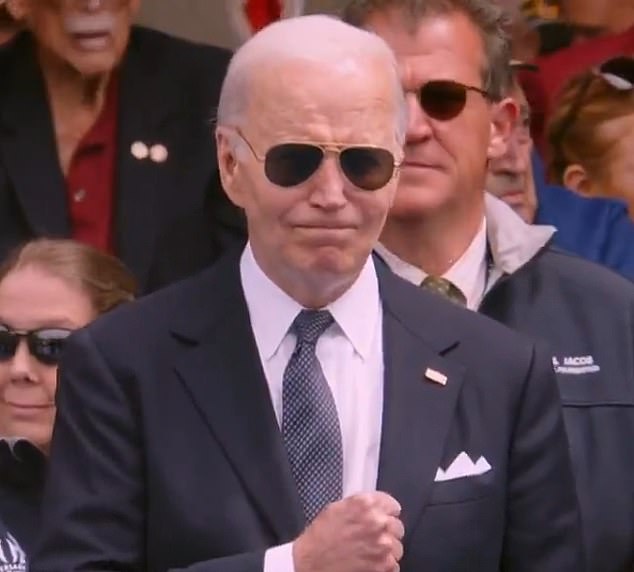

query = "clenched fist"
293;491;404;572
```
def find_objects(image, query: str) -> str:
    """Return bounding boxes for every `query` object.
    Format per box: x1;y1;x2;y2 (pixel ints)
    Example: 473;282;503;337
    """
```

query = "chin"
390;183;453;220
68;52;120;77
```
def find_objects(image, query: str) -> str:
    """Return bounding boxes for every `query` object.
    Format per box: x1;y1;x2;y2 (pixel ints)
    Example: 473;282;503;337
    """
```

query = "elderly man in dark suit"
31;14;582;572
0;0;245;292
342;1;634;571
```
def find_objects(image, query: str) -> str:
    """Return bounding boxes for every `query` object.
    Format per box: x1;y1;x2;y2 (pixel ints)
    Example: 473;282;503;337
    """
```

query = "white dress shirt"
375;218;488;310
240;244;384;572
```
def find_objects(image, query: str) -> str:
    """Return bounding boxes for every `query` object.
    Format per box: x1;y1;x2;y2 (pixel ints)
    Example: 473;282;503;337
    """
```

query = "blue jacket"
533;153;634;281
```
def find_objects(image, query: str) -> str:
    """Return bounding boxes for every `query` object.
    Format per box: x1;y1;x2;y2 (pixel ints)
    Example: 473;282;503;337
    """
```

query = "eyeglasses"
415;79;491;121
0;325;73;366
234;130;401;191
551;56;634;148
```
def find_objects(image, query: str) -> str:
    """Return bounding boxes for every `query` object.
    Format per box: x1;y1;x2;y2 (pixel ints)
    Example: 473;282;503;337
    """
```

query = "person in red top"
519;0;634;154
0;0;246;293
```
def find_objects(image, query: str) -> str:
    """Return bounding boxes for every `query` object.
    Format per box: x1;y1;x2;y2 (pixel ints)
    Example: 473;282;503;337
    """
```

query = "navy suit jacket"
31;252;583;571
0;28;245;292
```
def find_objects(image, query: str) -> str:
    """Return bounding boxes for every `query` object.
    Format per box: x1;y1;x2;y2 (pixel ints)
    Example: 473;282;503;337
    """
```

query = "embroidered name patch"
552;355;601;375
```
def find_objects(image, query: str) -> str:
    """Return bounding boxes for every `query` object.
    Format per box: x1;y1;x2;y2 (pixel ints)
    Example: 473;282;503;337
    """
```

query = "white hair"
216;14;408;145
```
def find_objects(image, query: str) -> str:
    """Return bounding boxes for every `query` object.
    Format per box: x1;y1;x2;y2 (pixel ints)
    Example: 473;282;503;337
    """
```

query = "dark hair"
0;239;137;315
341;0;512;100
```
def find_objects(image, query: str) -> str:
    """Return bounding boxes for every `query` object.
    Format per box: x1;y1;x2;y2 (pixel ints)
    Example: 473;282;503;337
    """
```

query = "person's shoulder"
85;251;240;349
538;183;628;221
526;247;634;300
379;264;538;362
0;31;28;77
129;25;232;74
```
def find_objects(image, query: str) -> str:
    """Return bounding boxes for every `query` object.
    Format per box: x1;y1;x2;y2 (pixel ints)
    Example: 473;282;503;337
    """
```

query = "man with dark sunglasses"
343;1;634;571
33;13;581;572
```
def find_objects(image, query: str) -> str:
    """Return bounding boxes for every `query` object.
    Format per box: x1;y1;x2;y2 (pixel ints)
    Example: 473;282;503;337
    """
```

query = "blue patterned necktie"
282;309;343;523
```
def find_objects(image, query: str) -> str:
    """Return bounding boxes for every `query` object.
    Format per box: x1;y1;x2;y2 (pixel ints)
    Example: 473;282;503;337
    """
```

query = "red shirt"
65;74;119;253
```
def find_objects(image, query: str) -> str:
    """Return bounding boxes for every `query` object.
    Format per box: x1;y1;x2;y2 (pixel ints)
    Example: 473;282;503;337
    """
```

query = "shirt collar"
375;195;556;292
484;193;555;274
240;243;380;361
375;218;487;304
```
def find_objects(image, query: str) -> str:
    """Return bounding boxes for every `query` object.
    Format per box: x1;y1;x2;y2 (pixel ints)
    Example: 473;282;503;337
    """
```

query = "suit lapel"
171;254;305;542
0;34;70;237
376;265;466;536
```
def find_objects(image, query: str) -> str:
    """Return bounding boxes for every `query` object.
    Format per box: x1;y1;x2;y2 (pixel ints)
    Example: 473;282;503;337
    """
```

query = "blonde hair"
0;239;137;315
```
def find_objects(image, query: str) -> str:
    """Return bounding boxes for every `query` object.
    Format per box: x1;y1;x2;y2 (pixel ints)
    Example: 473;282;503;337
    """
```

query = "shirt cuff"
264;542;295;572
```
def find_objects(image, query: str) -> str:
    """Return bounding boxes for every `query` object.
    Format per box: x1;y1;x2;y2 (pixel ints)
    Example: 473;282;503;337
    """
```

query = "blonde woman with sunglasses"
0;239;136;562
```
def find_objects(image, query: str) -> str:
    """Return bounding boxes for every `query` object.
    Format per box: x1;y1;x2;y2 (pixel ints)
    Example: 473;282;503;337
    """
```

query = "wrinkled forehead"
245;57;400;145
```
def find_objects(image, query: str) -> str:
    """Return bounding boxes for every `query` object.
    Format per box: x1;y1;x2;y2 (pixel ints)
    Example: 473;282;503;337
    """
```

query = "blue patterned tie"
282;309;343;523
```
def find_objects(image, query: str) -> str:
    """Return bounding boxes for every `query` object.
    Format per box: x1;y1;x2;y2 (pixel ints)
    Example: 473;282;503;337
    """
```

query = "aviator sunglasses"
234;130;401;191
415;79;491;121
0;325;73;366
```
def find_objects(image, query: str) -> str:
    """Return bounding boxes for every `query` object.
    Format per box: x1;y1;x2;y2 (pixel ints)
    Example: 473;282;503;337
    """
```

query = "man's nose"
405;92;433;143
502;134;531;172
308;155;348;210
74;0;116;12
8;341;38;384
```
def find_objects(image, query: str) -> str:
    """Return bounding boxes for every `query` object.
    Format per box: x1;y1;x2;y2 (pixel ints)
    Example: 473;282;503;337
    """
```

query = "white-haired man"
32;14;581;572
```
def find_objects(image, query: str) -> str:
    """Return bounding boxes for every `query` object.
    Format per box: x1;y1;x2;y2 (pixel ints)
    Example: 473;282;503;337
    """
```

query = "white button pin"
149;144;168;163
131;141;149;160
425;367;447;386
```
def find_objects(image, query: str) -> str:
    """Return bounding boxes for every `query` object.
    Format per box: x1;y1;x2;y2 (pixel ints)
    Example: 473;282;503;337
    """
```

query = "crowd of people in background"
0;0;632;571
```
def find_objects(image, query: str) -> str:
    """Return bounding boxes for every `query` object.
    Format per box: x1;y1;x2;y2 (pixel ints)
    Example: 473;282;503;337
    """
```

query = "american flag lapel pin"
424;367;448;386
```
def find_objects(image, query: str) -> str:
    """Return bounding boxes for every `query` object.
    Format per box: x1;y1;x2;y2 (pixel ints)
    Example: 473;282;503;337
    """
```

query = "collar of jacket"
484;193;556;275
0;438;46;489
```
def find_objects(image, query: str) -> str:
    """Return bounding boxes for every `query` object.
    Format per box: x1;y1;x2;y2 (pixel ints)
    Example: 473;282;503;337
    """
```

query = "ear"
487;97;519;161
215;127;246;209
562;164;593;196
6;0;27;20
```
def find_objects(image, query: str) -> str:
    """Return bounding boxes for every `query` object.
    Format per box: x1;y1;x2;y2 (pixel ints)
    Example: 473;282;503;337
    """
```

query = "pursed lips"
1;397;53;410
402;159;441;169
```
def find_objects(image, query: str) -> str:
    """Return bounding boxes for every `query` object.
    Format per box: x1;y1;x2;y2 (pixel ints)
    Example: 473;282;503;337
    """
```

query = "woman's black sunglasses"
0;325;72;366
416;79;491;121
235;130;401;191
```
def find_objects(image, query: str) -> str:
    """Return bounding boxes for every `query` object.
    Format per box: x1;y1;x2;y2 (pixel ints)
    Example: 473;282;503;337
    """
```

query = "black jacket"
0;438;42;567
480;246;634;572
378;194;634;572
0;27;246;292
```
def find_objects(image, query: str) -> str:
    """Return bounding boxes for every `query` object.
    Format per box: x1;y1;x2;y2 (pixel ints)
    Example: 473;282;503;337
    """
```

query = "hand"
293;491;404;572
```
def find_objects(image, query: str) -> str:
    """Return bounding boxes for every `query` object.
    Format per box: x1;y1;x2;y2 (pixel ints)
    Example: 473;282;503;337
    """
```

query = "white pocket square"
434;452;492;482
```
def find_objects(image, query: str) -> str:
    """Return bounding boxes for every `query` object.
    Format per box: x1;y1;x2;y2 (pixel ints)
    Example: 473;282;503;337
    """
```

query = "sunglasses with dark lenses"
0;325;73;366
417;80;491;121
552;56;634;148
236;131;400;191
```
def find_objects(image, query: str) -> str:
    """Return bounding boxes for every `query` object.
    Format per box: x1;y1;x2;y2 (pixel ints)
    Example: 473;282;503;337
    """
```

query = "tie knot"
292;310;334;345
421;276;467;306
